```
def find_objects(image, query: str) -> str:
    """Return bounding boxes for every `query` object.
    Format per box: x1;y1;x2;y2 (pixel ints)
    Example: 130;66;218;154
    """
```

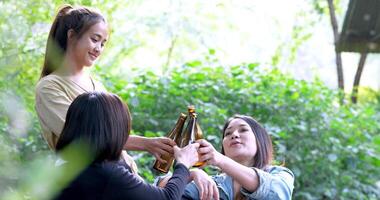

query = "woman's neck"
55;55;85;79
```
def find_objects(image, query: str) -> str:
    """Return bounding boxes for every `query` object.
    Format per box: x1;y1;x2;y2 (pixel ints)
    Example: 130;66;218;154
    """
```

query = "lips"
230;141;242;147
89;52;98;60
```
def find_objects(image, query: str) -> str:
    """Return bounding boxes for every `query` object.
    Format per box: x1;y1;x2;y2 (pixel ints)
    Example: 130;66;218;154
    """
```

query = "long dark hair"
221;115;273;169
56;92;131;163
41;5;106;78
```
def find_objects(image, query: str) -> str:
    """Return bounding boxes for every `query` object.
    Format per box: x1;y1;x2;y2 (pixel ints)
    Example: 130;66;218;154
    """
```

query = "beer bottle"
153;113;187;173
181;105;205;167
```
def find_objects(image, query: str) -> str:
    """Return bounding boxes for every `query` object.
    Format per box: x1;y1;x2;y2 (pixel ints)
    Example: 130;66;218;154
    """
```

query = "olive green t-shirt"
35;74;106;148
35;74;138;173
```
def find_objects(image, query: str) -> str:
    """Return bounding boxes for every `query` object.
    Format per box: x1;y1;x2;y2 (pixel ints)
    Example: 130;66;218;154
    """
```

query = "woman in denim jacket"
183;115;294;200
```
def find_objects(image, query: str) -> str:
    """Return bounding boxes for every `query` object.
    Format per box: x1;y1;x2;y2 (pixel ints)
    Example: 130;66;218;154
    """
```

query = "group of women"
35;4;294;200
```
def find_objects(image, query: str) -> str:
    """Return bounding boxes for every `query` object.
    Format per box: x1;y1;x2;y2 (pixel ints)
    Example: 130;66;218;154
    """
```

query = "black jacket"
54;160;190;200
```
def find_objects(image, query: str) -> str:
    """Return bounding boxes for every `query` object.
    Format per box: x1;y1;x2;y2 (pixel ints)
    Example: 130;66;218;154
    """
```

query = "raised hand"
174;143;200;168
146;137;177;163
197;139;224;167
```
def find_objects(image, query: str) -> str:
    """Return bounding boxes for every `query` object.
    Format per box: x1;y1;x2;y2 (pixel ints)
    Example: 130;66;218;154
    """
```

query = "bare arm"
197;139;259;192
216;154;259;192
124;135;176;163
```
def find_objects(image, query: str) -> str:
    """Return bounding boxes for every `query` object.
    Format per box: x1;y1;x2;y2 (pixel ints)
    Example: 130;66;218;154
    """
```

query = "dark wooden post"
351;52;367;103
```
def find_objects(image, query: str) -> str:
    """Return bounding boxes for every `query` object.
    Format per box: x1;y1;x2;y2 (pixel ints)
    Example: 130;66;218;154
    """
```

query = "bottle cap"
188;105;195;113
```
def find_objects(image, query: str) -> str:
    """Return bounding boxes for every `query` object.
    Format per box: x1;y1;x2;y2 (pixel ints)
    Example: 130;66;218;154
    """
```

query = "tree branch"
164;34;178;75
327;0;345;95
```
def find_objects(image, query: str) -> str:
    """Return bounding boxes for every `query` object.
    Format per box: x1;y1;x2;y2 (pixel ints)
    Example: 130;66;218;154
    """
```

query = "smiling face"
69;21;108;67
222;118;257;166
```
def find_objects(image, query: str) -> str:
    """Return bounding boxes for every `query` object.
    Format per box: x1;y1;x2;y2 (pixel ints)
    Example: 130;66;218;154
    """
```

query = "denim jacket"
182;165;294;200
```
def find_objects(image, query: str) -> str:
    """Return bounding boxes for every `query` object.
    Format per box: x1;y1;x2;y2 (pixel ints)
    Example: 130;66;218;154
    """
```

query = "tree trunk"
327;0;345;103
351;53;367;103
163;35;178;76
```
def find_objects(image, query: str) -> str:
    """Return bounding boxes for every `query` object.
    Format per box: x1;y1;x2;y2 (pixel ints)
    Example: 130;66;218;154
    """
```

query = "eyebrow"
93;33;107;42
226;124;249;130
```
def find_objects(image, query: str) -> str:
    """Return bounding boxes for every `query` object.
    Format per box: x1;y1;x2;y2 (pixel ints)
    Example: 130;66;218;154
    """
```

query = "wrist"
175;161;191;170
214;153;224;169
189;168;200;179
141;136;151;151
176;159;191;169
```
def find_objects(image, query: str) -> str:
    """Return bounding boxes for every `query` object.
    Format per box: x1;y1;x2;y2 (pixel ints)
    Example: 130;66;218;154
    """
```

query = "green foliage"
0;0;379;199
4;58;378;199
1;57;380;200
311;0;345;16
104;61;380;200
1;144;92;200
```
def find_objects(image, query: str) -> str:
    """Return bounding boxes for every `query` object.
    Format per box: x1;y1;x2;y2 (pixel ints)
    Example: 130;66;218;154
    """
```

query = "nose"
230;130;240;139
94;44;102;53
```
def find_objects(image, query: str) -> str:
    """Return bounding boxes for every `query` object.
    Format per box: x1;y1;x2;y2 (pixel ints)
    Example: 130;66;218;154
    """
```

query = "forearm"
218;156;259;192
112;163;190;199
124;135;147;151
162;163;191;199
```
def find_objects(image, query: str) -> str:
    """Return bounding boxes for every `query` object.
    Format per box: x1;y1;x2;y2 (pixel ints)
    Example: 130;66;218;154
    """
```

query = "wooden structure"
333;0;380;103
337;0;380;53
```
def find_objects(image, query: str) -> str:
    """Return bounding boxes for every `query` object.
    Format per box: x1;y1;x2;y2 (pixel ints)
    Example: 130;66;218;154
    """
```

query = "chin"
84;61;94;67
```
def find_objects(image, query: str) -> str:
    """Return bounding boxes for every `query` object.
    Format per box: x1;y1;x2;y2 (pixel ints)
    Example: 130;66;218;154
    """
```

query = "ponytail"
40;5;105;78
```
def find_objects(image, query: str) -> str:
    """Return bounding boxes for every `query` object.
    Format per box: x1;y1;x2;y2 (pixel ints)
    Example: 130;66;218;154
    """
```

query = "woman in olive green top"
35;5;175;173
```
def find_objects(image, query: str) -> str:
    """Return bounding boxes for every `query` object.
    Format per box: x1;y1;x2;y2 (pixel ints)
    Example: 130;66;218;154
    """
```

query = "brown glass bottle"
153;113;187;173
181;105;205;167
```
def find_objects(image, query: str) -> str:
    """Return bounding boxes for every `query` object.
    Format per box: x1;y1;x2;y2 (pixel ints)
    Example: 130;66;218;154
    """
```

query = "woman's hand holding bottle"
196;139;224;167
174;143;200;168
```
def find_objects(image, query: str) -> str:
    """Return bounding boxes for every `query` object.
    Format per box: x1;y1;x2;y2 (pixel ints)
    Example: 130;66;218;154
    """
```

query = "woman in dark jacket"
54;92;199;200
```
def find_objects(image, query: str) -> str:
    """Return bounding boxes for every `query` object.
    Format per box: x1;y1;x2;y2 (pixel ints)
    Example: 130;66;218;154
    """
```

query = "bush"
0;60;379;199
104;61;380;200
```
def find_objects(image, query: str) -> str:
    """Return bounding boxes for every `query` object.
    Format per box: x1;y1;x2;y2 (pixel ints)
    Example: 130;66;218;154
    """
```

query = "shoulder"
56;161;137;199
266;165;294;177
36;74;66;94
100;161;143;186
93;160;132;176
239;165;295;199
58;163;112;195
261;165;295;192
73;161;137;185
37;74;64;86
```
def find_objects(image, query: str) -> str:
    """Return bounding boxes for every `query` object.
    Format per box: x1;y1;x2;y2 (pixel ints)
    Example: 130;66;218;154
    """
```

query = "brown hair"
56;92;131;163
41;5;106;78
221;115;273;169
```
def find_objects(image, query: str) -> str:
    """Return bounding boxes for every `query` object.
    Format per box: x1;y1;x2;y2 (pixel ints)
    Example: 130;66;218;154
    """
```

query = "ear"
67;29;76;42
